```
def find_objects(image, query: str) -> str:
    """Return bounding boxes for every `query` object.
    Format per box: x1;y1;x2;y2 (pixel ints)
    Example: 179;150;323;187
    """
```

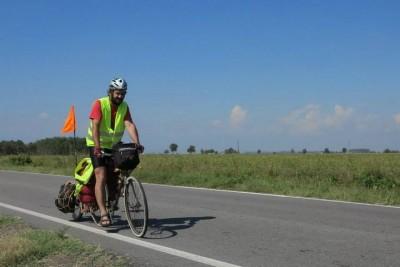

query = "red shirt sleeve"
89;100;102;121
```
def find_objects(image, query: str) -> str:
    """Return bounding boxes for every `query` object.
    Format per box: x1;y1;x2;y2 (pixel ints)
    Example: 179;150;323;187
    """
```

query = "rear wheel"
71;200;82;221
124;177;148;237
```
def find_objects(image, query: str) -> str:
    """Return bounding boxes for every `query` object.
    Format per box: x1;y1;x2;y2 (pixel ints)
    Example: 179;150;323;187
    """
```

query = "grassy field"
0;215;130;266
1;153;399;205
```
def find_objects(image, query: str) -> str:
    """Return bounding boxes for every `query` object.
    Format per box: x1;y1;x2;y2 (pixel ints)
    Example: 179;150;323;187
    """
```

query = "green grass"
134;153;400;205
0;215;21;226
0;215;130;267
0;154;85;176
1;153;400;205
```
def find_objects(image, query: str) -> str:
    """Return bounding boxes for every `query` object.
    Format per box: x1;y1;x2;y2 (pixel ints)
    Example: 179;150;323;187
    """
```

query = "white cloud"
394;113;400;125
230;105;247;128
280;104;353;135
324;105;353;127
281;104;321;134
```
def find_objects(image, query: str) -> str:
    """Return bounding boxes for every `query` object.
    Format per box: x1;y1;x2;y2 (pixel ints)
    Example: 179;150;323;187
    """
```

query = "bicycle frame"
72;147;148;237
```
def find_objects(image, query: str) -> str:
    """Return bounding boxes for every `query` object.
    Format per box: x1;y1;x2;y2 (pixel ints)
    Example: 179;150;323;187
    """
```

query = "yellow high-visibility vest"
86;96;128;149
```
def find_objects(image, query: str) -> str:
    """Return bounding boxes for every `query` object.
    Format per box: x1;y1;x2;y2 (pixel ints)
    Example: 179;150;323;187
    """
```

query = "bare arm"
92;119;101;148
125;120;140;144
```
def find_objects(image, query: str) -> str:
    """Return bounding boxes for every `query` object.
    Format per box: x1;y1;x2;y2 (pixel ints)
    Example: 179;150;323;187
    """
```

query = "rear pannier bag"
55;180;76;213
79;184;96;204
112;143;140;170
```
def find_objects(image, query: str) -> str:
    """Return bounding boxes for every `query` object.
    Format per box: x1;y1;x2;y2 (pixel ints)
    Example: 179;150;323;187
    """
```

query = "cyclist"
86;77;143;227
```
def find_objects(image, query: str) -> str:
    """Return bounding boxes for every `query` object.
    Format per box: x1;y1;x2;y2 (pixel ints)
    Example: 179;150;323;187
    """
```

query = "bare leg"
94;166;108;218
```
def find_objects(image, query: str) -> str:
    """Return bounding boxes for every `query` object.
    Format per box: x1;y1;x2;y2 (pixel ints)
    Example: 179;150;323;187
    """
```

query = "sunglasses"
114;91;127;96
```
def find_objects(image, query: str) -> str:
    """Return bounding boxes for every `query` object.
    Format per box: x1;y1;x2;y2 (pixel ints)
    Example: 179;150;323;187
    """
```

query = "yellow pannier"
74;158;94;196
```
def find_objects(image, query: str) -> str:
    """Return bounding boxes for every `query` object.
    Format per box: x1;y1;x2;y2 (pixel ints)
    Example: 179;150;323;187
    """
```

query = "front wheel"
124;177;148;237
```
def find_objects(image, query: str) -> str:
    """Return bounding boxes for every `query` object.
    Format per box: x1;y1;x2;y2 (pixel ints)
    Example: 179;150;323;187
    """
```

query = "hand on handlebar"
94;147;102;158
136;144;144;153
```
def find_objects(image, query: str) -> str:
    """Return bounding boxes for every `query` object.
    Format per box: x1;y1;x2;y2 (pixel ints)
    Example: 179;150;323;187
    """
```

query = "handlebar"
101;151;113;157
100;143;144;158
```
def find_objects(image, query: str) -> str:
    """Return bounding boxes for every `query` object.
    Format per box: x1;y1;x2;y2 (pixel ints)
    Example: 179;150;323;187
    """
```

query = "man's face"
110;90;126;105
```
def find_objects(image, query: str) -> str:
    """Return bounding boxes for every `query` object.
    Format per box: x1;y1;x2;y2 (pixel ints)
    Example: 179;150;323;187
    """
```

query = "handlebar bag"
112;143;140;170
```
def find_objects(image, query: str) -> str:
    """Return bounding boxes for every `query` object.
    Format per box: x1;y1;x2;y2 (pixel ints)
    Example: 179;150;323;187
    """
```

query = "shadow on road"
145;216;216;239
75;214;215;239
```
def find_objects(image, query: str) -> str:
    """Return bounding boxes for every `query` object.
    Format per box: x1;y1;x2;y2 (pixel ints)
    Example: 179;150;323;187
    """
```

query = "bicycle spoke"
124;177;148;237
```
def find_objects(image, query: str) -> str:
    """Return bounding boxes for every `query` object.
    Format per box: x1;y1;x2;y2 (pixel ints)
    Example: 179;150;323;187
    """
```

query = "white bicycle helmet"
109;78;127;90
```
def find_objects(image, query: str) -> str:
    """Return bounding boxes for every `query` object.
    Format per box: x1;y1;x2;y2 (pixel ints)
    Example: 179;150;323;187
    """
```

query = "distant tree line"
2;139;398;155
201;149;218;154
383;148;399;153
0;138;87;155
164;143;238;155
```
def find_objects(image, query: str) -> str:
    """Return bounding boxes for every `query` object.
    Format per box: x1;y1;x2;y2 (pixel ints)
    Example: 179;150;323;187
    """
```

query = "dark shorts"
88;147;113;169
88;147;118;200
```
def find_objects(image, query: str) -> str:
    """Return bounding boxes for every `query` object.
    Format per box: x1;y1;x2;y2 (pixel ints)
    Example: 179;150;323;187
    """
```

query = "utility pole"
237;140;240;153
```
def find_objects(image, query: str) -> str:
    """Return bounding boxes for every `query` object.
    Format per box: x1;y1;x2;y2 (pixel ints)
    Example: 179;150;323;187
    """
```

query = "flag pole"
61;105;78;167
73;129;77;167
73;107;77;167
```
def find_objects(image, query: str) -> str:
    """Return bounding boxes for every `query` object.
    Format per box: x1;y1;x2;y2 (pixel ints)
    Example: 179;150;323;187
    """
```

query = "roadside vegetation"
0;215;130;266
1;152;399;205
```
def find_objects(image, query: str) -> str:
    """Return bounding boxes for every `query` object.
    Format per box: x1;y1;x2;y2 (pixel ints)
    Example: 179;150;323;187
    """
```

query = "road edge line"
0;201;241;267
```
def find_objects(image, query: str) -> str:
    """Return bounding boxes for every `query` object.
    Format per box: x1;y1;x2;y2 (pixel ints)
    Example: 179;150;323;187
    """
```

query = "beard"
110;95;123;106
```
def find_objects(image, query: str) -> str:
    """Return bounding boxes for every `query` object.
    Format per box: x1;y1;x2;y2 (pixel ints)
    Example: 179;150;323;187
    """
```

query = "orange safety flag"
61;105;77;134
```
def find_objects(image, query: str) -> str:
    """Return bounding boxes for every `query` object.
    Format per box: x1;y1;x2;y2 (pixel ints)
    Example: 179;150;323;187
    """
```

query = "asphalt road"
0;170;399;267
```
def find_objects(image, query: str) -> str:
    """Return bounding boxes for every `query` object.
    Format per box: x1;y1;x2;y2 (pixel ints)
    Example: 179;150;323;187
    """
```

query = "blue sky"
1;1;400;152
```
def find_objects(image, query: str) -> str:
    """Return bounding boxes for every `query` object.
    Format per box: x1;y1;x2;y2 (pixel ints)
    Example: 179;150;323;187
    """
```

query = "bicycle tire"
71;200;82;221
124;176;148;237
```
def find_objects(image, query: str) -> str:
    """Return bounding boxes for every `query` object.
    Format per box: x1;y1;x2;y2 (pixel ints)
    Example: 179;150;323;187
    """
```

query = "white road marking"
0;202;241;267
1;169;399;209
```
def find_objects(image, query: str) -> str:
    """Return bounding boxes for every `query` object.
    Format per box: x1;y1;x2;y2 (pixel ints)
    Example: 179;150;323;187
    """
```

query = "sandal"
100;214;111;227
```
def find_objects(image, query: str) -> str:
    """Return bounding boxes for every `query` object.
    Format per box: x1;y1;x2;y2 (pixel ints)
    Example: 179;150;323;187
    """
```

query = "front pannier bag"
112;143;140;170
